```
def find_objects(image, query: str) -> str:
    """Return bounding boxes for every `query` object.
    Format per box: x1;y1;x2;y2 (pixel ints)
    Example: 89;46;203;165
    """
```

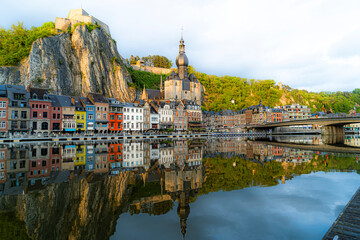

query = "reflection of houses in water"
62;145;76;171
28;145;51;188
94;143;109;173
345;135;360;147
86;145;95;171
123;142;146;169
159;143;174;169
108;143;122;170
0;147;7;186
75;145;86;170
205;139;313;164
3;145;29;195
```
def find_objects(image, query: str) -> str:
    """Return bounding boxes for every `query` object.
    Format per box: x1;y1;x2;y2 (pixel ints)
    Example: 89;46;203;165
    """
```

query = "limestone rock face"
0;25;133;101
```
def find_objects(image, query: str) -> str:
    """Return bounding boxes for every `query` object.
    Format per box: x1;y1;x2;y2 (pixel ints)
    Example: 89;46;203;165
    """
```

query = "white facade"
150;112;160;129
159;147;174;168
123;103;143;131
159;103;173;127
122;142;146;169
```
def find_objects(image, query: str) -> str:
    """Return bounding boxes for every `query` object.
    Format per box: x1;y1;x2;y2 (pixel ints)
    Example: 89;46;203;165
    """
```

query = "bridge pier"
321;125;344;135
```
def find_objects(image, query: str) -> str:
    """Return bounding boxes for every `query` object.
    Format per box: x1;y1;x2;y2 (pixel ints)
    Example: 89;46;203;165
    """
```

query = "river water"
0;135;359;240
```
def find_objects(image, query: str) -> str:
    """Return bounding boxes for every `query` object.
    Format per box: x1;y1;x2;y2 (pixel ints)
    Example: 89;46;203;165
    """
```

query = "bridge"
247;117;360;135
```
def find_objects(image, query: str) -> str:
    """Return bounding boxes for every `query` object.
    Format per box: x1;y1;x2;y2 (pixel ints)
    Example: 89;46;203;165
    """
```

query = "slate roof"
28;87;50;100
88;93;108;103
145;89;161;100
50;95;73;107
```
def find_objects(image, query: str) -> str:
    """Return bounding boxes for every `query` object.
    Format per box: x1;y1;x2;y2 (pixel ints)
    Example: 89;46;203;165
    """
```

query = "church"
141;37;203;105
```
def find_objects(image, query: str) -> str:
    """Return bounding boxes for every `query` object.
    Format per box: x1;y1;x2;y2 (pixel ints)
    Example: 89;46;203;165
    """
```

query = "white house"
123;103;143;132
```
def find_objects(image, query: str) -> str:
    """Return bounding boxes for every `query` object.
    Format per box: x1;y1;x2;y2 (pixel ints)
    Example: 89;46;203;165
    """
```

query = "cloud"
1;0;360;91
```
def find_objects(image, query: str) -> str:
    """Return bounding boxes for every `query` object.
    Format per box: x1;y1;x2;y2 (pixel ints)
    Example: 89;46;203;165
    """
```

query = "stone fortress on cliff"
55;8;111;35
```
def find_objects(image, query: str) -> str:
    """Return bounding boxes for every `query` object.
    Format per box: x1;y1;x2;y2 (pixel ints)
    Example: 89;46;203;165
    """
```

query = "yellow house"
73;97;87;131
75;145;86;168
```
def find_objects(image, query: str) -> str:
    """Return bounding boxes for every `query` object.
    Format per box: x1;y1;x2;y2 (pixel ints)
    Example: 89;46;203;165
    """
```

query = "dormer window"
33;93;38;99
43;95;48;100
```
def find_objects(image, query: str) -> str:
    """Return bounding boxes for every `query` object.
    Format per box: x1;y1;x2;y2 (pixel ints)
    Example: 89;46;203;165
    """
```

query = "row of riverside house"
0;85;204;138
203;101;311;131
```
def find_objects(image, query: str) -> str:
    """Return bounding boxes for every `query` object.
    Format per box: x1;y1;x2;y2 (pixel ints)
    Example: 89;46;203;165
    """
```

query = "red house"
108;98;123;133
49;95;62;132
28;87;51;135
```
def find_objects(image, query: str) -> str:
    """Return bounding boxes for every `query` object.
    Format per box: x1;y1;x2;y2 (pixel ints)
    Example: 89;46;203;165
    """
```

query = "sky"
1;0;360;92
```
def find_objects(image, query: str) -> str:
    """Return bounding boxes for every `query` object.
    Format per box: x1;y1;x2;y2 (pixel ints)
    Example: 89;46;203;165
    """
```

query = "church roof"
189;73;199;83
166;71;180;80
146;89;162;100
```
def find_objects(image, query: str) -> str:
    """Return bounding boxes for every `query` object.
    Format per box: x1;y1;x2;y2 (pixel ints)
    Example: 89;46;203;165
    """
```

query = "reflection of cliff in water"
0;171;132;240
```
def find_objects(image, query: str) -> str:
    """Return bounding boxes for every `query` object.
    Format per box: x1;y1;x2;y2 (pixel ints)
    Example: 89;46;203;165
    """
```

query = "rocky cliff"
0;25;133;101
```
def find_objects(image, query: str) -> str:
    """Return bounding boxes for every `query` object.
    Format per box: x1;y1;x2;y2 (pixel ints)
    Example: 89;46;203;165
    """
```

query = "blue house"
81;97;95;133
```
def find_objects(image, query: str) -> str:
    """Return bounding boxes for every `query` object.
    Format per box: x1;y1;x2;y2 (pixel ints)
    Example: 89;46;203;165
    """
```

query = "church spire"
141;85;148;101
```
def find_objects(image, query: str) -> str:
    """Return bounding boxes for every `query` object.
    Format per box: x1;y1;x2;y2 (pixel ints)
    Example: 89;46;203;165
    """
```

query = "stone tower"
164;37;202;105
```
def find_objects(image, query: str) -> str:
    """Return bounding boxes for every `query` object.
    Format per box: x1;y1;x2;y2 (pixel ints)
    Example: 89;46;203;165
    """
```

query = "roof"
88;93;108;104
145;89;161;100
80;97;94;106
73;96;85;110
108;98;124;107
123;102;141;108
50;95;74;107
28;87;50;100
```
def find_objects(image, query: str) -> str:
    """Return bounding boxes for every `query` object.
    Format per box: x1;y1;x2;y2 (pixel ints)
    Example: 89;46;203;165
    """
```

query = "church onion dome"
176;37;189;67
176;53;189;67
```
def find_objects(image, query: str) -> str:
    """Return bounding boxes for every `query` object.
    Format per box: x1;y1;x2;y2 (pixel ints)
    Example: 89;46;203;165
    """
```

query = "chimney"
71;97;75;105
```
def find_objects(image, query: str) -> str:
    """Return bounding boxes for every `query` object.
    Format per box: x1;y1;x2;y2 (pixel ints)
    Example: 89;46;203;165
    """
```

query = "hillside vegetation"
0;22;58;66
127;67;167;90
130;66;360;113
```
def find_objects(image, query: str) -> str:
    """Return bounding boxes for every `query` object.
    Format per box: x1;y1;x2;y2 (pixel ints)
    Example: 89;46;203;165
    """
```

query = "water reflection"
0;137;359;239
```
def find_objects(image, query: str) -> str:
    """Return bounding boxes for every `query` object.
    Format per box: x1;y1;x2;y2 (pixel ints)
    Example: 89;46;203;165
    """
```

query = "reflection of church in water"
129;140;204;238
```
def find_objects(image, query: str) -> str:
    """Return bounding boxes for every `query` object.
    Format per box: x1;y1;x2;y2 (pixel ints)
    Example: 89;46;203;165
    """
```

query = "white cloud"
1;0;360;91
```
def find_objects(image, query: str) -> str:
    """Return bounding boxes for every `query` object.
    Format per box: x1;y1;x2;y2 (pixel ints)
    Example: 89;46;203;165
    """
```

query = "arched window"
41;122;48;130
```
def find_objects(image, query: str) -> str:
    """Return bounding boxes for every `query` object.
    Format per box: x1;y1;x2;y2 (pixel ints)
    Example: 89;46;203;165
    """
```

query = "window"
43;112;48;118
0;110;6;118
103;113;107;119
117;115;122;120
41;148;48;156
88;114;93;120
57;114;60;119
110;115;115;120
0;101;6;108
81;115;84;120
96;113;100;119
41;122;48;130
53;113;56;119
21;111;27;119
77;114;80;119
12;111;18;119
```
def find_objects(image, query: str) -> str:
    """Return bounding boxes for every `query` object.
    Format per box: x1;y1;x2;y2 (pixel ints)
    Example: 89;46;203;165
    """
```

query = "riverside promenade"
323;187;360;240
